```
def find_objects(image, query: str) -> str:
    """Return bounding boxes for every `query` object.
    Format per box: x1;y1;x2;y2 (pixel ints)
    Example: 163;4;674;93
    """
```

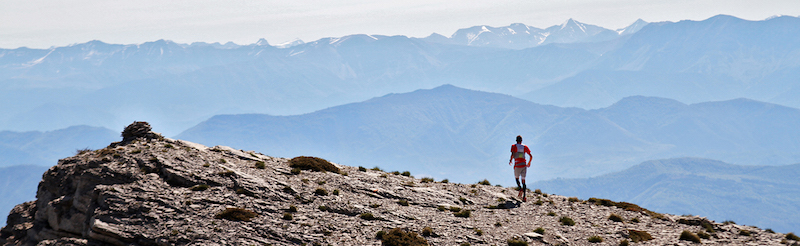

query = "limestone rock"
1;122;792;246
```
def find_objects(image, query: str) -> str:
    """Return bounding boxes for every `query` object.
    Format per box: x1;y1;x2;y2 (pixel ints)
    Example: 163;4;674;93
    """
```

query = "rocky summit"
1;122;796;245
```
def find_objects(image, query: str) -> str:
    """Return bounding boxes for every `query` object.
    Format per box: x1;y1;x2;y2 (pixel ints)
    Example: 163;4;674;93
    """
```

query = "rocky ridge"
1;122;795;245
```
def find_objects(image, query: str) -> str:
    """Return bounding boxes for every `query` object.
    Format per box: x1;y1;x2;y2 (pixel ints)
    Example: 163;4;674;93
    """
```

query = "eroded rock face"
1;123;794;245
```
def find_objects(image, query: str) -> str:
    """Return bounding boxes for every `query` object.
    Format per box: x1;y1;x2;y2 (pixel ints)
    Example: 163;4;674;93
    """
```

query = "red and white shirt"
511;144;531;168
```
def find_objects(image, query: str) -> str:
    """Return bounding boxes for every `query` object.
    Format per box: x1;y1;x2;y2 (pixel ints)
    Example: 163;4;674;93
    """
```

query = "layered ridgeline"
1;122;793;245
0;165;50;228
532;158;800;233
2;15;799;135
176;85;800;185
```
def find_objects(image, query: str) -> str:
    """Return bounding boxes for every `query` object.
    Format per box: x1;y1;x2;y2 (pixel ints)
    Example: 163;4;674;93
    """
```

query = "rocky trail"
1;122;796;245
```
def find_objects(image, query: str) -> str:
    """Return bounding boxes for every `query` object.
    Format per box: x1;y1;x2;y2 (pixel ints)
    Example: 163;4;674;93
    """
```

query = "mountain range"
1;15;799;135
0;126;118;168
176;85;800;186
532;158;800;233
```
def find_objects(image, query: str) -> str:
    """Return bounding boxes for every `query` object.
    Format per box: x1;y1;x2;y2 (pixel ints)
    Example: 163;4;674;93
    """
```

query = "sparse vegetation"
628;230;653;242
76;148;93;155
401;171;411;177
587;236;603;243
358;166;367;172
679;230;701;243
397;199;409;206
449;206;461;212
609;213;624;222
568;197;579;202
547;211;557;216
533;227;545;234
619;239;629;246
359;213;378;220
478;179;491;185
740;230;751;236
421;177;434;183
560;216;575;226
587;197;662;218
787;232;800;241
378;228;428;246
214;208;257;222
332;189;340;195
282;212;293;220
291;168;301;175
697;231;711;239
314;188;328;196
289;156;340;173
441;179;449;183
288;205;297;213
534;189;542;195
495;222;503;227
317;206;327;211
453;210;471;218
371;166;383;172
631;217;640;223
474;229;483;236
506;239;528;246
422;226;434;237
254;161;265;169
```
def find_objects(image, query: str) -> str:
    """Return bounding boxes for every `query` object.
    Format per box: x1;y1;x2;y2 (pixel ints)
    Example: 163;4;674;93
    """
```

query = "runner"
509;135;532;202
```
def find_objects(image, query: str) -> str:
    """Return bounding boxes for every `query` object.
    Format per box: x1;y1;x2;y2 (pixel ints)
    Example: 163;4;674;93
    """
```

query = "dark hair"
516;135;522;143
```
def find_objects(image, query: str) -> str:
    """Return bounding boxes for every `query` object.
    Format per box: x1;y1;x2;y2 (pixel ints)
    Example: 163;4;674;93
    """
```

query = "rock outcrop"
1;122;795;245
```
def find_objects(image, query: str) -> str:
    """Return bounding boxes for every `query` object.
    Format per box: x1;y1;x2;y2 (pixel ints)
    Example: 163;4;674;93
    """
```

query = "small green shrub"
739;230;751;236
164;144;173;148
376;230;387;239
398;199;409;206
422;226;434;237
723;220;736;225
421;177;434;183
631;217;640;223
358;166;367;172
628;230;653;242
460;243;470;246
332;189;340;195
587;236;603;243
218;158;226;163
437;205;446;211
282;212;293;220
534;200;543;205
787;232;800;241
609;213;624;222
371;166;383;172
401;171;411;177
449;206;461;212
568;197;579;202
441;179;449;183
495;222;503;227
217;170;235;177
533;227;545;234
619;239;629;246
288;205;297;213
507;239;528;246
379;228;428;246
546;211;557;216
478;179;491;185
370;203;381;208
290;168;301;175
766;228;775;233
314;188;328;196
360;213;378;220
190;184;209;191
318;206;327;211
697;231;711;239
559;216;575;226
453;210;471;218
254;161;266;169
679;230;701;243
215;208;257;222
392;171;401;175
289;156;340;173
76;148;93;155
534;189;542;194
474;229;483;236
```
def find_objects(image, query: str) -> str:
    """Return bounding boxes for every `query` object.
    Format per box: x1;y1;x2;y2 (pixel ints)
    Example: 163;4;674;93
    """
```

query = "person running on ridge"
509;135;532;202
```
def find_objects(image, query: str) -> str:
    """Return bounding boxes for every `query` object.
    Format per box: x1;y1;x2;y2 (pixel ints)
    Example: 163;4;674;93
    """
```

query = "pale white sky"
1;0;799;49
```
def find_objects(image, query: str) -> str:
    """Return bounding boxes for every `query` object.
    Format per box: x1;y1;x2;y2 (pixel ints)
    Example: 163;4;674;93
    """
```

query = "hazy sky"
2;0;799;49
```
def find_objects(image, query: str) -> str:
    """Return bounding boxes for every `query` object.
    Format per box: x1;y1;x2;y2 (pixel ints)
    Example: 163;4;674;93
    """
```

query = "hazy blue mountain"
423;18;646;49
176;85;800;186
0;125;118;167
531;158;800;233
0;165;49;228
525;15;800;108
2;15;799;136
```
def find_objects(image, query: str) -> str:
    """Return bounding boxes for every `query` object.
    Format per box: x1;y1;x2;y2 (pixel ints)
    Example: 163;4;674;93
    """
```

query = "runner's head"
516;135;522;143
